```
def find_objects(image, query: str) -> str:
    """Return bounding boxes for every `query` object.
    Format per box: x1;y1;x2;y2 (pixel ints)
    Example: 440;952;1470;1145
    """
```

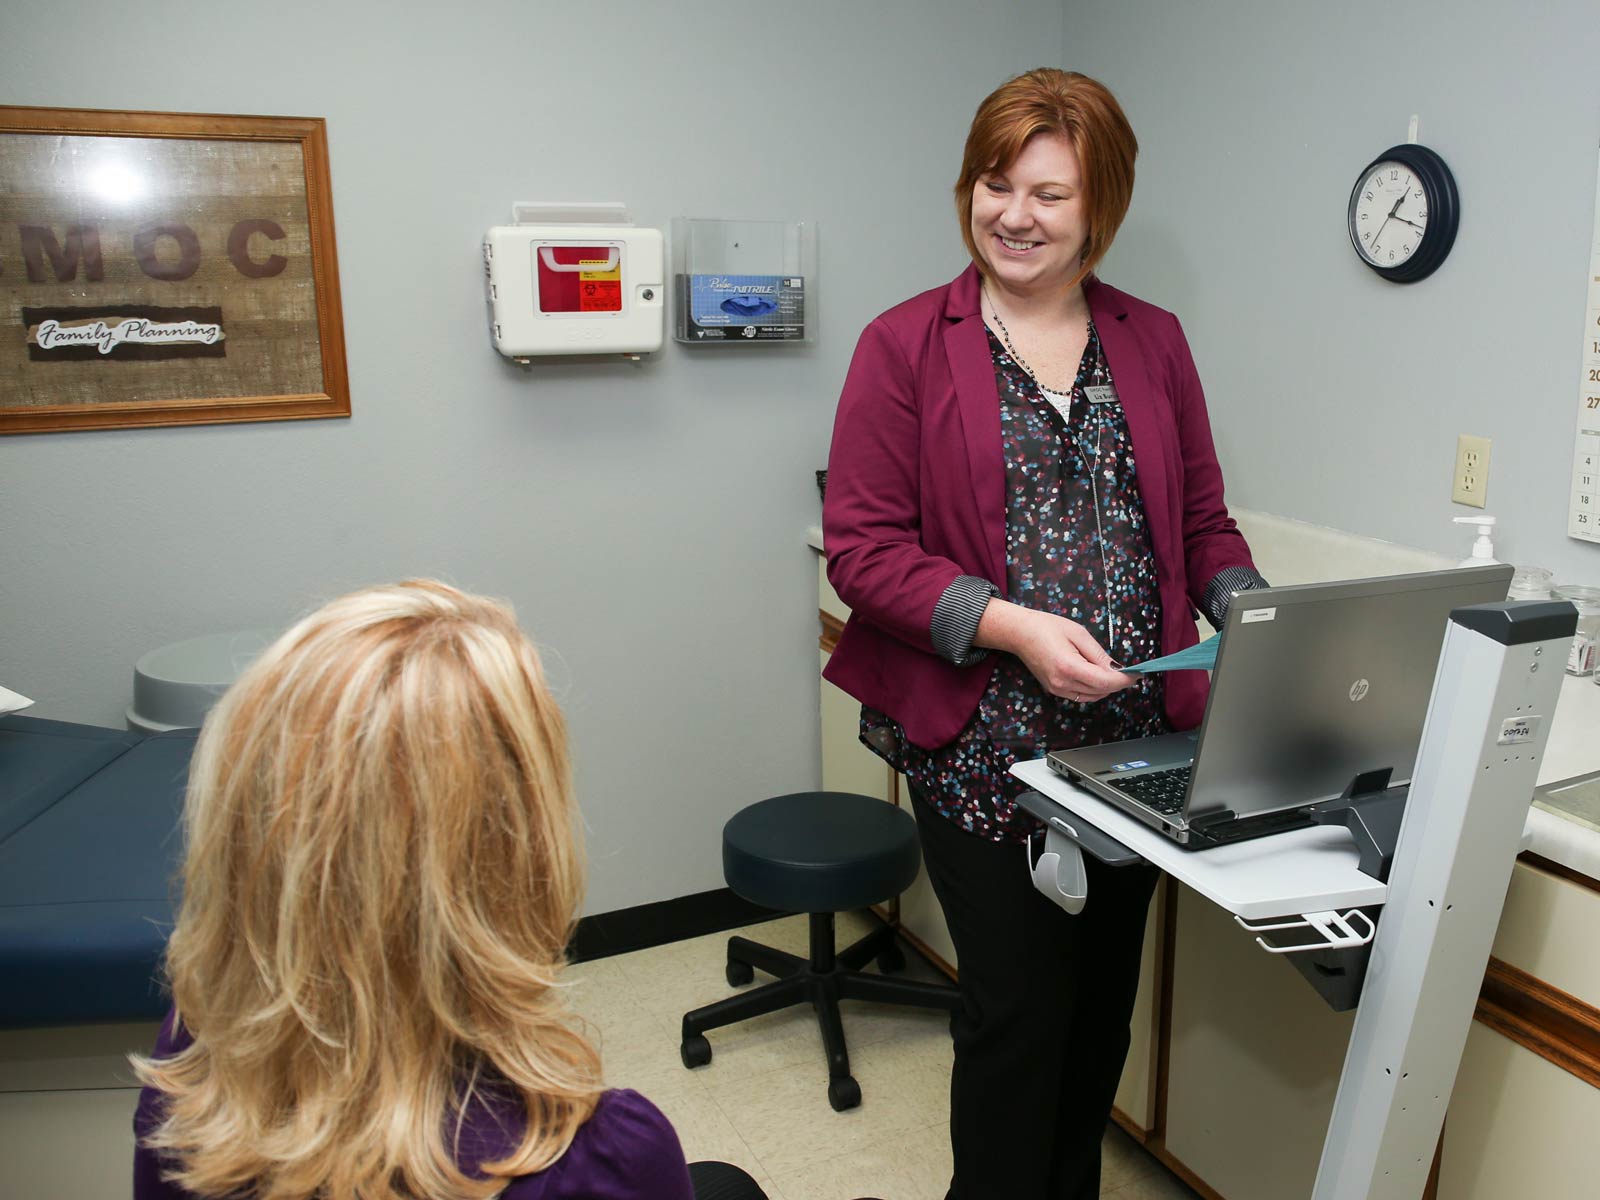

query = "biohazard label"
578;259;622;312
535;245;623;314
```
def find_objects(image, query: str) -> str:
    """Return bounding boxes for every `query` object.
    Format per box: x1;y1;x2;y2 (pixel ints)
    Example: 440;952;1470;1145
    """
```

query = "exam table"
0;715;196;1028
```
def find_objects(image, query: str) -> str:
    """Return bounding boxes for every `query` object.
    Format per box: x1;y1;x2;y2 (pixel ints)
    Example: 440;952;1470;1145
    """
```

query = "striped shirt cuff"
931;575;1001;666
1201;565;1271;629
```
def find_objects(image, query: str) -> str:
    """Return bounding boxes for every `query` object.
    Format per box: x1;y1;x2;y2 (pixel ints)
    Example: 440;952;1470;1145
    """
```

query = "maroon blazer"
822;264;1255;749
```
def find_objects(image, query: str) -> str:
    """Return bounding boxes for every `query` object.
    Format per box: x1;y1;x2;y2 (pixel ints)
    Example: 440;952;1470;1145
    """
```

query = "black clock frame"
1347;143;1459;284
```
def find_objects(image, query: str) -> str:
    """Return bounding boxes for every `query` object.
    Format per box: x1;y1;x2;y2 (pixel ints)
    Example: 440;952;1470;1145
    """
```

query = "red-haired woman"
822;69;1266;1199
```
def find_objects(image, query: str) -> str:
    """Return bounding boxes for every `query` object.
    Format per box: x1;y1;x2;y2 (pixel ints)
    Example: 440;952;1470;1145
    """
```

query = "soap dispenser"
1453;515;1500;568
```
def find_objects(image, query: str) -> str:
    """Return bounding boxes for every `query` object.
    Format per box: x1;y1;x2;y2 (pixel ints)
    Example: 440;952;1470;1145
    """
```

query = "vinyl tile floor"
565;911;1200;1200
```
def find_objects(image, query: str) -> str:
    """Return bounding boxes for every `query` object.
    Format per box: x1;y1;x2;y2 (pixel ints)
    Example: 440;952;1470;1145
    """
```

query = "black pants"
911;789;1160;1200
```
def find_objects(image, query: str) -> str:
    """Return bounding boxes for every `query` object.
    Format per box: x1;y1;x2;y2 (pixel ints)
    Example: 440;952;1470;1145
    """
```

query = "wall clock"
1347;143;1459;283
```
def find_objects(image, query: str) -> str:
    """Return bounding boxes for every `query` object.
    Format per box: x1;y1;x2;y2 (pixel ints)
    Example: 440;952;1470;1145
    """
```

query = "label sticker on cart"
1496;716;1542;745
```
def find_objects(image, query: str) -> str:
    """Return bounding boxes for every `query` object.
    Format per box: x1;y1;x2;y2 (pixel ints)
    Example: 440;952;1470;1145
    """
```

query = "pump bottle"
1453;515;1500;568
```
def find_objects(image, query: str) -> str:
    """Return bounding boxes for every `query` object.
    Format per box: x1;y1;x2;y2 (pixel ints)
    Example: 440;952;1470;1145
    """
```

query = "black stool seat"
682;791;961;1112
722;791;922;913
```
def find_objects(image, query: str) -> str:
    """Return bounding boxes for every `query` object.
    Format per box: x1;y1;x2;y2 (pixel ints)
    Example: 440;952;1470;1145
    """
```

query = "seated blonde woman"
132;580;764;1200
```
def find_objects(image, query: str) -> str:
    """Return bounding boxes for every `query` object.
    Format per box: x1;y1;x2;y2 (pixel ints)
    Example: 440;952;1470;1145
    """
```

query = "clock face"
1351;161;1429;268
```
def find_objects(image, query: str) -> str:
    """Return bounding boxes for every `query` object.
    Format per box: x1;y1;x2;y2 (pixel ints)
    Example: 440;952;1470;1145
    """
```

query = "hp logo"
1349;679;1370;703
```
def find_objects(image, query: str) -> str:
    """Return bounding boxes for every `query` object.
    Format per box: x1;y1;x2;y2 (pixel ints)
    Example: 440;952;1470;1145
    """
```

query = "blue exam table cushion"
0;715;142;843
0;721;195;1028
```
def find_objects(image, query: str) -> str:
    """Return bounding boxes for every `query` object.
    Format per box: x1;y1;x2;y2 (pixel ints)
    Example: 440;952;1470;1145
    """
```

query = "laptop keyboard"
1107;765;1192;815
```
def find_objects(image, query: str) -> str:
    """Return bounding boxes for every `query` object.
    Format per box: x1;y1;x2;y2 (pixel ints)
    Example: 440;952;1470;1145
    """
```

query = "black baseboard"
569;887;785;963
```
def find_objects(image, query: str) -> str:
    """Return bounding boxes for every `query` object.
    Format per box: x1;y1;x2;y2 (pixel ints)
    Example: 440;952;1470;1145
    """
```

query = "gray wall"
1068;0;1600;583
0;0;1064;913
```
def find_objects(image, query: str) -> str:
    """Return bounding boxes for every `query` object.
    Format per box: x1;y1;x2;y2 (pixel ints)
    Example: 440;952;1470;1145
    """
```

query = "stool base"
680;913;961;1111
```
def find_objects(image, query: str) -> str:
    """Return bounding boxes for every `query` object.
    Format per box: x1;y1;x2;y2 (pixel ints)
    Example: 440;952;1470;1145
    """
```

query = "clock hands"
1370;214;1392;253
1372;174;1418;255
1386;177;1411;221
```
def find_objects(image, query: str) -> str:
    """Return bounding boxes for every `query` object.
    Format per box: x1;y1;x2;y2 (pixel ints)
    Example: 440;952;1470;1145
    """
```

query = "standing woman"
822;70;1266;1199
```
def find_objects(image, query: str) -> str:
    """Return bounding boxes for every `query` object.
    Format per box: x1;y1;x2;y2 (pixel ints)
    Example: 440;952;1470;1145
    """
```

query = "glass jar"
1507;565;1553;601
1552;584;1600;676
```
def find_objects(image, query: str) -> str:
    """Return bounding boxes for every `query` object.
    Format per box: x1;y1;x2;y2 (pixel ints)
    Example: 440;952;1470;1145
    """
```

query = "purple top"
133;1011;693;1200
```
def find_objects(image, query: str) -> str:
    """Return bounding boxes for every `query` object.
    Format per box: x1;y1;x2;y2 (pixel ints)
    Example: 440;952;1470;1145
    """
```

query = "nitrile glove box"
672;217;816;345
678;273;807;341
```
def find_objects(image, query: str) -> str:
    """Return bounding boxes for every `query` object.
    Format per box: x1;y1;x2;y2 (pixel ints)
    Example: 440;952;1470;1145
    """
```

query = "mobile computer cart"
1012;601;1576;1200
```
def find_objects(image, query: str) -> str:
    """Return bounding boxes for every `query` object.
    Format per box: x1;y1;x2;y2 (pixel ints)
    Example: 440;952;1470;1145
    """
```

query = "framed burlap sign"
0;106;349;434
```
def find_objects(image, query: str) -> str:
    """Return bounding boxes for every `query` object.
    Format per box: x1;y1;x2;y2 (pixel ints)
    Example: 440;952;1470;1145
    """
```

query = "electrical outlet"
1452;434;1491;507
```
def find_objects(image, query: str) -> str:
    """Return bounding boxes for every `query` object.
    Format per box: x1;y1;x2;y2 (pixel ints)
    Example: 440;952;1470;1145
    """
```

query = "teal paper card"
1121;634;1220;675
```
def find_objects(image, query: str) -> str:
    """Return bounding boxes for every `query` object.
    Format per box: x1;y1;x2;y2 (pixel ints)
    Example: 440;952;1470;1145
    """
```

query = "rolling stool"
680;791;961;1111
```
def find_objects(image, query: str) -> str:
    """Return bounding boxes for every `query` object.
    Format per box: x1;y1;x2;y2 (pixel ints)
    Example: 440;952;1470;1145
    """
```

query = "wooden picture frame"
0;106;349;434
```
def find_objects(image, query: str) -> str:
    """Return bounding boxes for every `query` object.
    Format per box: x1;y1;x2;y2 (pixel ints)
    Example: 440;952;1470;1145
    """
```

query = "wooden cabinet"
1437;863;1600;1199
1149;860;1600;1199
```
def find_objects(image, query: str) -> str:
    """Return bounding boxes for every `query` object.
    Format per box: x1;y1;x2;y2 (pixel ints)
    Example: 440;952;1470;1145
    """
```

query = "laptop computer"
1045;564;1513;848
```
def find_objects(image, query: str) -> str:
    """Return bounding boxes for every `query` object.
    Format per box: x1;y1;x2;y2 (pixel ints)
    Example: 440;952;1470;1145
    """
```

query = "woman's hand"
974;599;1137;703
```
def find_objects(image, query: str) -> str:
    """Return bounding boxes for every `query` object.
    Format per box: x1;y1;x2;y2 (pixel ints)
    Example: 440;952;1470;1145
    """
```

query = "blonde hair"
955;68;1139;289
133;580;602;1200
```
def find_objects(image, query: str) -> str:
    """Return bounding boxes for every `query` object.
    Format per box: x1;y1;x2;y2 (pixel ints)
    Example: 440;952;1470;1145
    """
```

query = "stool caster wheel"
680;1034;712;1069
726;958;754;987
828;1075;861;1112
876;942;906;973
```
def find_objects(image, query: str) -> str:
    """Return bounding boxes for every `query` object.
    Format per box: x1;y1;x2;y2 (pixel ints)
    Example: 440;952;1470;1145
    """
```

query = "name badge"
1083;384;1119;406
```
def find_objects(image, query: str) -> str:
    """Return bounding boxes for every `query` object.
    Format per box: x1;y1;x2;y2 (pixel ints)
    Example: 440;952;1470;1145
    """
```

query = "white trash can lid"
130;629;277;731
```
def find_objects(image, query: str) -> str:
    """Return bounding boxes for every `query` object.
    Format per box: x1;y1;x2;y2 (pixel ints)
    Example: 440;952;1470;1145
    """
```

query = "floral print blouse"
860;322;1169;842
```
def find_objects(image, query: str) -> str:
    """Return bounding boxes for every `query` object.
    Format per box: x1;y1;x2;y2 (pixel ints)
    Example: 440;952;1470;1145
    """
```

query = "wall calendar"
1572;143;1600;543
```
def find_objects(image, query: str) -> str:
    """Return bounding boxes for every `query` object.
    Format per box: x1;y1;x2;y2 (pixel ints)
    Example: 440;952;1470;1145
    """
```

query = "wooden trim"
1422;1121;1443;1200
819;610;845;654
0;105;349;435
1474;955;1600;1089
1108;1106;1151;1143
881;908;958;981
1518;850;1600;896
299;115;351;431
1145;1144;1227;1200
0;392;345;434
0;105;327;140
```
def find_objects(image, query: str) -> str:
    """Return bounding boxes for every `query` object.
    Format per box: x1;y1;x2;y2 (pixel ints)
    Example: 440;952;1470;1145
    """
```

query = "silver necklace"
983;286;1121;668
983;294;1082;395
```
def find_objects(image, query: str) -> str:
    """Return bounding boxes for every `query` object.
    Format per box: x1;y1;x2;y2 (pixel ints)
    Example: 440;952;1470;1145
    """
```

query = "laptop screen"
1182;564;1514;823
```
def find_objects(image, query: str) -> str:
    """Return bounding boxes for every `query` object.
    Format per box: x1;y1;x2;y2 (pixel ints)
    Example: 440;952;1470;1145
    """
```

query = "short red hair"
955;69;1138;286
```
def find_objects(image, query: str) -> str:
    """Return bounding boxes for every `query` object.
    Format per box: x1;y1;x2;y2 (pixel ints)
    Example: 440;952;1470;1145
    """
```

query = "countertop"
1528;673;1600;880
